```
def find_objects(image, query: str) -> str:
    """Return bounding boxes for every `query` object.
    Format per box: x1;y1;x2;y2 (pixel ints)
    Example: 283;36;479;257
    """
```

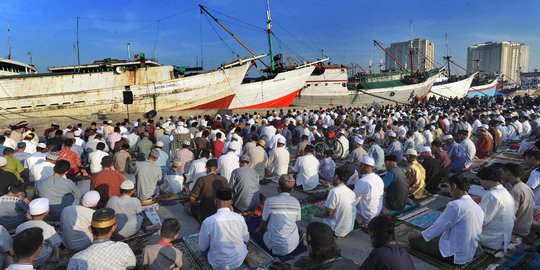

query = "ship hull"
0;63;250;119
467;77;498;98
429;73;476;99
228;66;315;109
293;70;439;108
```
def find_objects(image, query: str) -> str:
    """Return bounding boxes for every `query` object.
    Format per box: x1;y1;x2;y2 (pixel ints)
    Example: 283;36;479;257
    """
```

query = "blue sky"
1;0;539;74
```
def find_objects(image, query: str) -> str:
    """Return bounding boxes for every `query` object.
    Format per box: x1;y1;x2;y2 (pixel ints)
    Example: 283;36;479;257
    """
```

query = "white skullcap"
406;149;418;156
419;146;431;153
0;157;7;167
388;131;397;137
107;120;113;124
354;136;364;144
37;143;47;149
82;191;100;208
96;129;104;134
74;130;82;136
29;198;49;215
121;133;129;138
228;141;241;151
232;134;240;140
443;134;453;141
322;124;328;129
120;180;135;190
155;141;165;148
360;155;375;166
479;124;489;130
277;137;286;144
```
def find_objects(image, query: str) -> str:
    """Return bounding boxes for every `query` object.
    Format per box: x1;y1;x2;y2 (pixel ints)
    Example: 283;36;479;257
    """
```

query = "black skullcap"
384;155;398;162
91;208;116;228
216;187;233;201
306;222;335;247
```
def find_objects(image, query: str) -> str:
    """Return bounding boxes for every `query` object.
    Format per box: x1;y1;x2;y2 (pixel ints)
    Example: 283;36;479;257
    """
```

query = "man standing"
409;175;484;266
136;149;163;204
353;156;384;226
198;188;257;269
477;166;516;251
315;166;356;237
189;159;230;222
60;191;100;252
67;208;136;269
293;145;321;191
255;175;301;256
405;149;427;199
230;156;260;213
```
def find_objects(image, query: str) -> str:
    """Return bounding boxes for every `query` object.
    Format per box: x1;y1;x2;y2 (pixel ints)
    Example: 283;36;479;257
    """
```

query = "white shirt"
30;161;55;182
526;168;540;210
262;193;301;256
185;158;208;191
25;152;47;171
4;264;34;270
479;184;516;251
268;134;286;151
22;140;37;154
353;173;384;222
88;150;109;174
422;195;484;265
198;208;249;270
265;147;289;177
293;154;320;191
217;152;239;182
323;184;357;237
521;121;532;138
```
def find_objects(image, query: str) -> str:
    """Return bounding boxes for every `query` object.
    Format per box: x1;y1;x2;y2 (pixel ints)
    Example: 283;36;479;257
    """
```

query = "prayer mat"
182;233;278;270
294;185;332;197
407;247;497;270
397;207;442;230
301;204;323;222
389;203;419;217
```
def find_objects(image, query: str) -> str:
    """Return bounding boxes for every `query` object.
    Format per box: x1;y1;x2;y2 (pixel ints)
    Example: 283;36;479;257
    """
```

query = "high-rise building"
466;41;529;87
385;38;435;72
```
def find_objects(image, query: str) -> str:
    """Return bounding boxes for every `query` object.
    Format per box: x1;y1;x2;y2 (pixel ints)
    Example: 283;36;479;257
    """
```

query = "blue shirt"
368;144;385;171
447;141;467;172
383;166;397;188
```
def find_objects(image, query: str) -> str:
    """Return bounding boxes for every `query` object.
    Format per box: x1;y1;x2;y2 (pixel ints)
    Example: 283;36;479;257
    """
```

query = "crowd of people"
0;94;539;269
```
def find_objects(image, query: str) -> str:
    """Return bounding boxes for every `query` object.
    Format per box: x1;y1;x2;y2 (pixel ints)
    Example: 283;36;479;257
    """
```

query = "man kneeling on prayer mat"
255;174;301;256
353;156;384;227
67;208;136;269
15;198;62;268
189;159;230;223
409;175;484;266
106;180;161;239
198;188;258;270
315;166;356;237
60;191;100;252
142;218;191;270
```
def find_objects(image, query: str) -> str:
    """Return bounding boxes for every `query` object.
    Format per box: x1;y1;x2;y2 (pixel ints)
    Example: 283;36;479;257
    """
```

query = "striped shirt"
262;193;301;256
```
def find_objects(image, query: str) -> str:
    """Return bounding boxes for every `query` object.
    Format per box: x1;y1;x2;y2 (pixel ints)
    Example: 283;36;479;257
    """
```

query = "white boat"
0;57;256;119
293;67;440;107
0;58;36;76
228;64;315;109
428;72;477;99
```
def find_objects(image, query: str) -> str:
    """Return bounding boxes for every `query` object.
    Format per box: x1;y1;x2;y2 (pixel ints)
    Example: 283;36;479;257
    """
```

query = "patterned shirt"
0;195;28;231
67;238;136;270
57;148;81;176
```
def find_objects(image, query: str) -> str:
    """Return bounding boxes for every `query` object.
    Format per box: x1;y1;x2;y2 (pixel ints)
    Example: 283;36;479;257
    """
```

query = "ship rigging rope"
202;12;238;56
354;89;408;105
278;0;320;54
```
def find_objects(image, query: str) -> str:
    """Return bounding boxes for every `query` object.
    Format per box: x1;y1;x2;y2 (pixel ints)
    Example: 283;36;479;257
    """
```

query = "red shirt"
91;169;124;208
57;148;81;176
212;140;224;158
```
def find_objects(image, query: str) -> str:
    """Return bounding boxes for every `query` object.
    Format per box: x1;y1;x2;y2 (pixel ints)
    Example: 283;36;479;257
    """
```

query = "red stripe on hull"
184;94;235;110
235;89;301;109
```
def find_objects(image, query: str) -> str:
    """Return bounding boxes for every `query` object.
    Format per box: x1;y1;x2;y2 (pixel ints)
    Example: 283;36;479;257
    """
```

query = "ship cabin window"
342;83;346;87
341;69;345;72
315;84;318;86
306;84;311;87
325;83;328;86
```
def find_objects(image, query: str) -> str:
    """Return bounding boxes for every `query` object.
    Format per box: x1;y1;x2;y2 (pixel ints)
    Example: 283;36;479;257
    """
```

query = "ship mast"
76;16;81;67
443;33;451;76
373;40;405;70
7;20;11;60
266;0;276;70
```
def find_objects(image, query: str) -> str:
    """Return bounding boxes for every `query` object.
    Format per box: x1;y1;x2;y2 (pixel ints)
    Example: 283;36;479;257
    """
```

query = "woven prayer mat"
300;201;324;222
182;233;278;270
294;185;332;198
397;207;442;230
407;248;497;270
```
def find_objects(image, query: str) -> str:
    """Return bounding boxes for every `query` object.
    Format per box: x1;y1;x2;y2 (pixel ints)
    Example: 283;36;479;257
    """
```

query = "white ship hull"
0;62;250;119
228;65;315;109
428;73;476;99
293;69;439;108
